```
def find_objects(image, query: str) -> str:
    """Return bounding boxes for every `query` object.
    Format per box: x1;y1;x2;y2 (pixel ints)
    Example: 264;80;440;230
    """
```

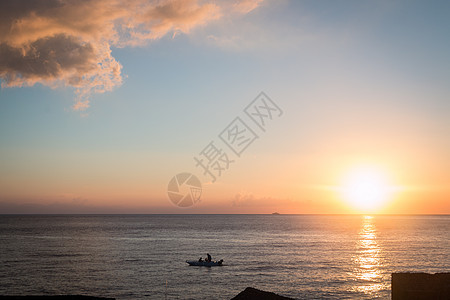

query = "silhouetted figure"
206;253;212;262
198;257;203;262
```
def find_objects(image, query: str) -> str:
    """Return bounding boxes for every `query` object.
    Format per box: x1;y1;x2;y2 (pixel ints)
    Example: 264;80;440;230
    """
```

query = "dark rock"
392;272;450;300
230;287;295;300
0;296;114;300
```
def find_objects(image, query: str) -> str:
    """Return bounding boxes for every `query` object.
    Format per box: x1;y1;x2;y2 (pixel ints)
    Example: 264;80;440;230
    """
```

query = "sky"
0;0;449;214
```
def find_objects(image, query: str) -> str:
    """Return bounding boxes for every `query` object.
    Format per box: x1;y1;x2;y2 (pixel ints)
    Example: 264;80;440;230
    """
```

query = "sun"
340;166;392;212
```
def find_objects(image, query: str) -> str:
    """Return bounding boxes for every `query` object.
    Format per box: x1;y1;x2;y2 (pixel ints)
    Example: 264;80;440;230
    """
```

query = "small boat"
186;259;223;267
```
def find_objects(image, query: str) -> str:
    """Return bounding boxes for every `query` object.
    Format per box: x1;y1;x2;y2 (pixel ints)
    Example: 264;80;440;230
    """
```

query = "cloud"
232;192;290;207
0;0;262;110
232;0;264;14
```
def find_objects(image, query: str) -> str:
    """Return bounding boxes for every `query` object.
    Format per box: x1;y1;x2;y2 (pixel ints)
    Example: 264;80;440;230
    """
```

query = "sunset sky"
1;0;449;214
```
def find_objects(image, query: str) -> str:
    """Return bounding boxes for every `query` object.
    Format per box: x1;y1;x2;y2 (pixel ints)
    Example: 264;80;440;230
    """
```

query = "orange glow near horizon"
0;151;448;214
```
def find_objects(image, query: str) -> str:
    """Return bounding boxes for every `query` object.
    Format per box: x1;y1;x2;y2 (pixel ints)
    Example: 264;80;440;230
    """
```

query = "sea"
0;215;448;299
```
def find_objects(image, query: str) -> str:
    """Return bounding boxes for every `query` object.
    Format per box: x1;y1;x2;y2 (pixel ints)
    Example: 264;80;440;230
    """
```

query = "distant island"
272;212;280;215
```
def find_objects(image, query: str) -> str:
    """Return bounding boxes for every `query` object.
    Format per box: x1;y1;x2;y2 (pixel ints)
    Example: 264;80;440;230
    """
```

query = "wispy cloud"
232;0;264;14
232;192;296;207
0;0;263;110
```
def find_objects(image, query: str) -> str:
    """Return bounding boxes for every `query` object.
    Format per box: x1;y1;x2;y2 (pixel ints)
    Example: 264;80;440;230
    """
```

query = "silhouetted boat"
186;259;223;267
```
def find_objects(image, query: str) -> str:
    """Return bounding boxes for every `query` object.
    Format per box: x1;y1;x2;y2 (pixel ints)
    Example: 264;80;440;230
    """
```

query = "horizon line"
1;213;449;216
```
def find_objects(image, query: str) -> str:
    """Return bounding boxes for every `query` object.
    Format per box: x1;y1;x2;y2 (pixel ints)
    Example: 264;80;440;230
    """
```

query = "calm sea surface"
0;215;448;299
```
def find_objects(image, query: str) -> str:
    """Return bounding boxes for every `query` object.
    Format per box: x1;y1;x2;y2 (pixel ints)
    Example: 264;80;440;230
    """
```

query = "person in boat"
206;253;212;262
198;257;203;262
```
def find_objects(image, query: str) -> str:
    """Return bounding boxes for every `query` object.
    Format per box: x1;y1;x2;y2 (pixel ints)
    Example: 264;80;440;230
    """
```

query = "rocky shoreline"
0;297;114;300
1;273;449;300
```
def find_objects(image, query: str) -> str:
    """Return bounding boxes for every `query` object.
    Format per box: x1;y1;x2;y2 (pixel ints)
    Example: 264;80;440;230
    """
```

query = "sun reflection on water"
351;215;385;295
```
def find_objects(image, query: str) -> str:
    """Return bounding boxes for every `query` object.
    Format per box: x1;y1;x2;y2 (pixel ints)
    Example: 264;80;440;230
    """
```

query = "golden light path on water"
351;216;385;295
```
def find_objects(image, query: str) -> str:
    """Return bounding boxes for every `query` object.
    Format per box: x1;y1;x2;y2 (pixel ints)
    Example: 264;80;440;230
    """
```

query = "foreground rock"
231;287;295;300
392;272;450;300
0;296;114;299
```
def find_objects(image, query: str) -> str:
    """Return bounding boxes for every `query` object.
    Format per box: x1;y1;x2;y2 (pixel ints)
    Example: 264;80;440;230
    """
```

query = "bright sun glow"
341;167;392;212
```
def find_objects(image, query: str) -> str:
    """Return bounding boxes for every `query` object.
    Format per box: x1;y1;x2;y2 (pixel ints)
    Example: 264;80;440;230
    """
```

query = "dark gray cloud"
0;34;95;84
